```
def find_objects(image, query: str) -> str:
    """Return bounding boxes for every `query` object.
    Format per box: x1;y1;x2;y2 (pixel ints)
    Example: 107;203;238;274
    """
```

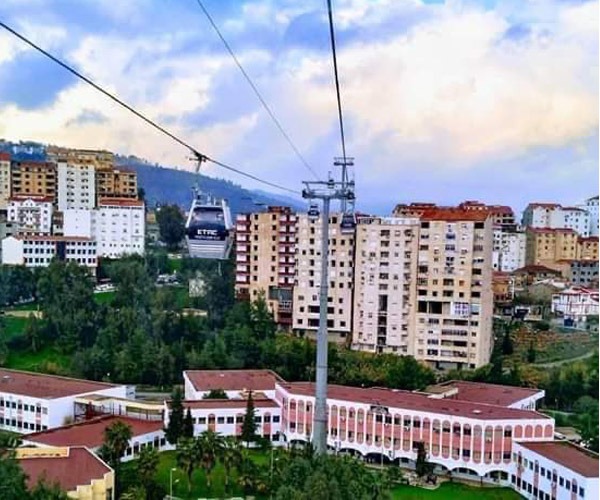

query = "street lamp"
169;467;177;499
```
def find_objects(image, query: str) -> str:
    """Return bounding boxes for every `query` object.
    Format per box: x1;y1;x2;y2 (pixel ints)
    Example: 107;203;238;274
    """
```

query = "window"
198;417;207;425
273;415;280;423
217;417;225;424
226;416;234;424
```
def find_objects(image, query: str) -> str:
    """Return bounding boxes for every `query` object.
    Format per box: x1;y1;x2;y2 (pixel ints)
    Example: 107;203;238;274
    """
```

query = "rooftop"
8;195;54;203
513;265;561;275
12;235;94;242
527;203;562;209
0;368;118;399
24;415;163;448
279;382;550;421
0;152;10;161
528;227;577;234
180;398;279;410
185;370;283;393
394;205;490;222
98;197;144;207
517;441;599;478
17;447;112;493
424;380;542;407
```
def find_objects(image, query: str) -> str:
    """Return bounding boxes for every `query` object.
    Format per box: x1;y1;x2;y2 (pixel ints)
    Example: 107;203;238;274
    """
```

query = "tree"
415;442;433;478
136;446;160;496
221;437;242;491
198;430;224;489
156;205;185;251
526;341;537;363
29;477;69;499
176;438;201;493
165;387;185;445
101;420;133;467
501;327;514;356
241;391;257;446
183;408;194;439
203;389;228;399
0;454;29;500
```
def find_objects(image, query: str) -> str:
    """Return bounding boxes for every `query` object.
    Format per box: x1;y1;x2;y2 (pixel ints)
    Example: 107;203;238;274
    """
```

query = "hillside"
0;140;303;216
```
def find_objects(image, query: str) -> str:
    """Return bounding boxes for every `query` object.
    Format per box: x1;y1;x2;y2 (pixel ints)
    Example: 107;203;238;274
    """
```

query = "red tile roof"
9;195;54;203
419;208;489;222
185;370;283;392
180;398;279;410
0;368;119;399
25;415;163;448
279;382;550;421
427;380;542;407
517;441;599;477
579;236;599;243
0;152;11;161
513;265;561;275
98;198;143;207
12;161;56;169
18;447;112;492
527;227;577;234
526;203;562;209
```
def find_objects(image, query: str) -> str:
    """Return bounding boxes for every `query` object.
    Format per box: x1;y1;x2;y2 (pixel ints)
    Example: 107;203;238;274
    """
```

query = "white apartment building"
493;226;526;272
7;196;53;234
0;368;128;434
62;208;94;238
57;159;96;210
0;152;10;209
94;198;145;258
1;235;97;268
551;287;599;325
511;441;598;500
293;213;355;343
579;196;599;237
352;216;420;355
522;203;591;237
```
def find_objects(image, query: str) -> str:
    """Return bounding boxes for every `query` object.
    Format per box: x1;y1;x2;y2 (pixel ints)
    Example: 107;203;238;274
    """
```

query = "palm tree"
102;420;132;466
198;429;224;489
237;457;257;496
176;437;201;493
221;436;242;491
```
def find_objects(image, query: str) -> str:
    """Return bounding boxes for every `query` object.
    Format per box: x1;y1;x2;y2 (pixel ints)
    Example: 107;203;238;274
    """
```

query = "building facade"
579;196;599;237
1;235;97;269
57;160;96;211
352;216;419;355
0;152;10;209
522;203;591;237
235;207;297;327
493;226;526;272
293;213;355;343
94;198;145;258
96;166;138;200
525;228;579;269
10;161;57;201
7;196;54;234
551;287;599;326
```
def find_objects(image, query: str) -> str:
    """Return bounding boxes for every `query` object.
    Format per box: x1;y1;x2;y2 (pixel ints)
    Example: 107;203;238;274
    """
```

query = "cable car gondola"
340;212;356;234
185;155;233;260
308;203;320;221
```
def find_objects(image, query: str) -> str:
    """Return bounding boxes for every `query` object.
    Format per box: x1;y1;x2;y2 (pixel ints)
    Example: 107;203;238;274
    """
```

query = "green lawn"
391;483;521;499
94;291;116;305
4;346;70;374
1;316;27;341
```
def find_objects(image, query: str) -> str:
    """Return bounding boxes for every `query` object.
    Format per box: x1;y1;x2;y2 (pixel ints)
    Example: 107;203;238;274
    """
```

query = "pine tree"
183;407;194;438
165;387;185;445
241;391;257;447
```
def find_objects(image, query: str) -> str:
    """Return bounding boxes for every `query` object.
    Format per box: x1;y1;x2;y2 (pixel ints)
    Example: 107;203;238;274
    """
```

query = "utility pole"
302;172;354;455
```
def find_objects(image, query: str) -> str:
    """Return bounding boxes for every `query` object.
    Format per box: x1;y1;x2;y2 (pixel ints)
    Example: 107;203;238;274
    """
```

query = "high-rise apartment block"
56;159;96;211
525;227;590;269
7;196;54;234
96;166;138;199
459;201;515;227
0;153;10;209
579;195;599;237
234;207;297;327
10;161;56;201
352;216;419;355
293;213;355;343
492;225;526;272
522;203;591;237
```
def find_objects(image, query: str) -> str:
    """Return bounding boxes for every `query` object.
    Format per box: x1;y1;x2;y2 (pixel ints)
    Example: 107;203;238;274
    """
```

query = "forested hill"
0;140;303;216
115;155;303;215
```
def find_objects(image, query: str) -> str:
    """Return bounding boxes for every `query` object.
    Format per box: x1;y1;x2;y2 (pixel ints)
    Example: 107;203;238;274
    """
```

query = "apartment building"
7;196;53;234
0;368;128;434
551;287;599;326
10;160;56;200
525;228;579;269
578;236;598;261
17;447;115;500
0;152;10;209
96;166;138;199
293;212;355;343
395;207;494;370
352;216;420;355
235;207;297;327
566;260;598;287
522;203;591;237
56;160;96;210
459;201;515;227
493;225;526;272
94;198;145;258
578;195;599;237
1;235;97;269
47;146;114;169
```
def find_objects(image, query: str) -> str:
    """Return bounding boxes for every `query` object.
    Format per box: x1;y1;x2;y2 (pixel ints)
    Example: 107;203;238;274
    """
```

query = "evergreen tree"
501;327;514;355
241;391;257;446
526;341;537;363
203;389;228;399
165;387;185;445
183;408;194;439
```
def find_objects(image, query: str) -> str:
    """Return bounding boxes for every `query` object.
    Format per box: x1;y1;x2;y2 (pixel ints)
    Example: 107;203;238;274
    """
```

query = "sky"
0;0;597;215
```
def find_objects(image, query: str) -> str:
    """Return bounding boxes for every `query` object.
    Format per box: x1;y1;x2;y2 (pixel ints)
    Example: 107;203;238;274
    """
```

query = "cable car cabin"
307;204;320;221
185;197;233;260
340;213;356;234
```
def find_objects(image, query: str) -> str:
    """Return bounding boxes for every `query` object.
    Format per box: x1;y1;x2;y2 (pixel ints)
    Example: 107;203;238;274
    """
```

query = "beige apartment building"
235;207;297;328
0;152;10;209
96;166;138;199
352;216;420;355
578;236;599;261
394;205;494;369
525;227;579;270
292;212;355;343
10;160;57;201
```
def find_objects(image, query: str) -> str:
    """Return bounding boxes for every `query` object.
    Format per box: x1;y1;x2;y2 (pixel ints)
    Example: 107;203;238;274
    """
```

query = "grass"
4;346;70;374
1;316;27;341
391;483;522;499
94;291;116;305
